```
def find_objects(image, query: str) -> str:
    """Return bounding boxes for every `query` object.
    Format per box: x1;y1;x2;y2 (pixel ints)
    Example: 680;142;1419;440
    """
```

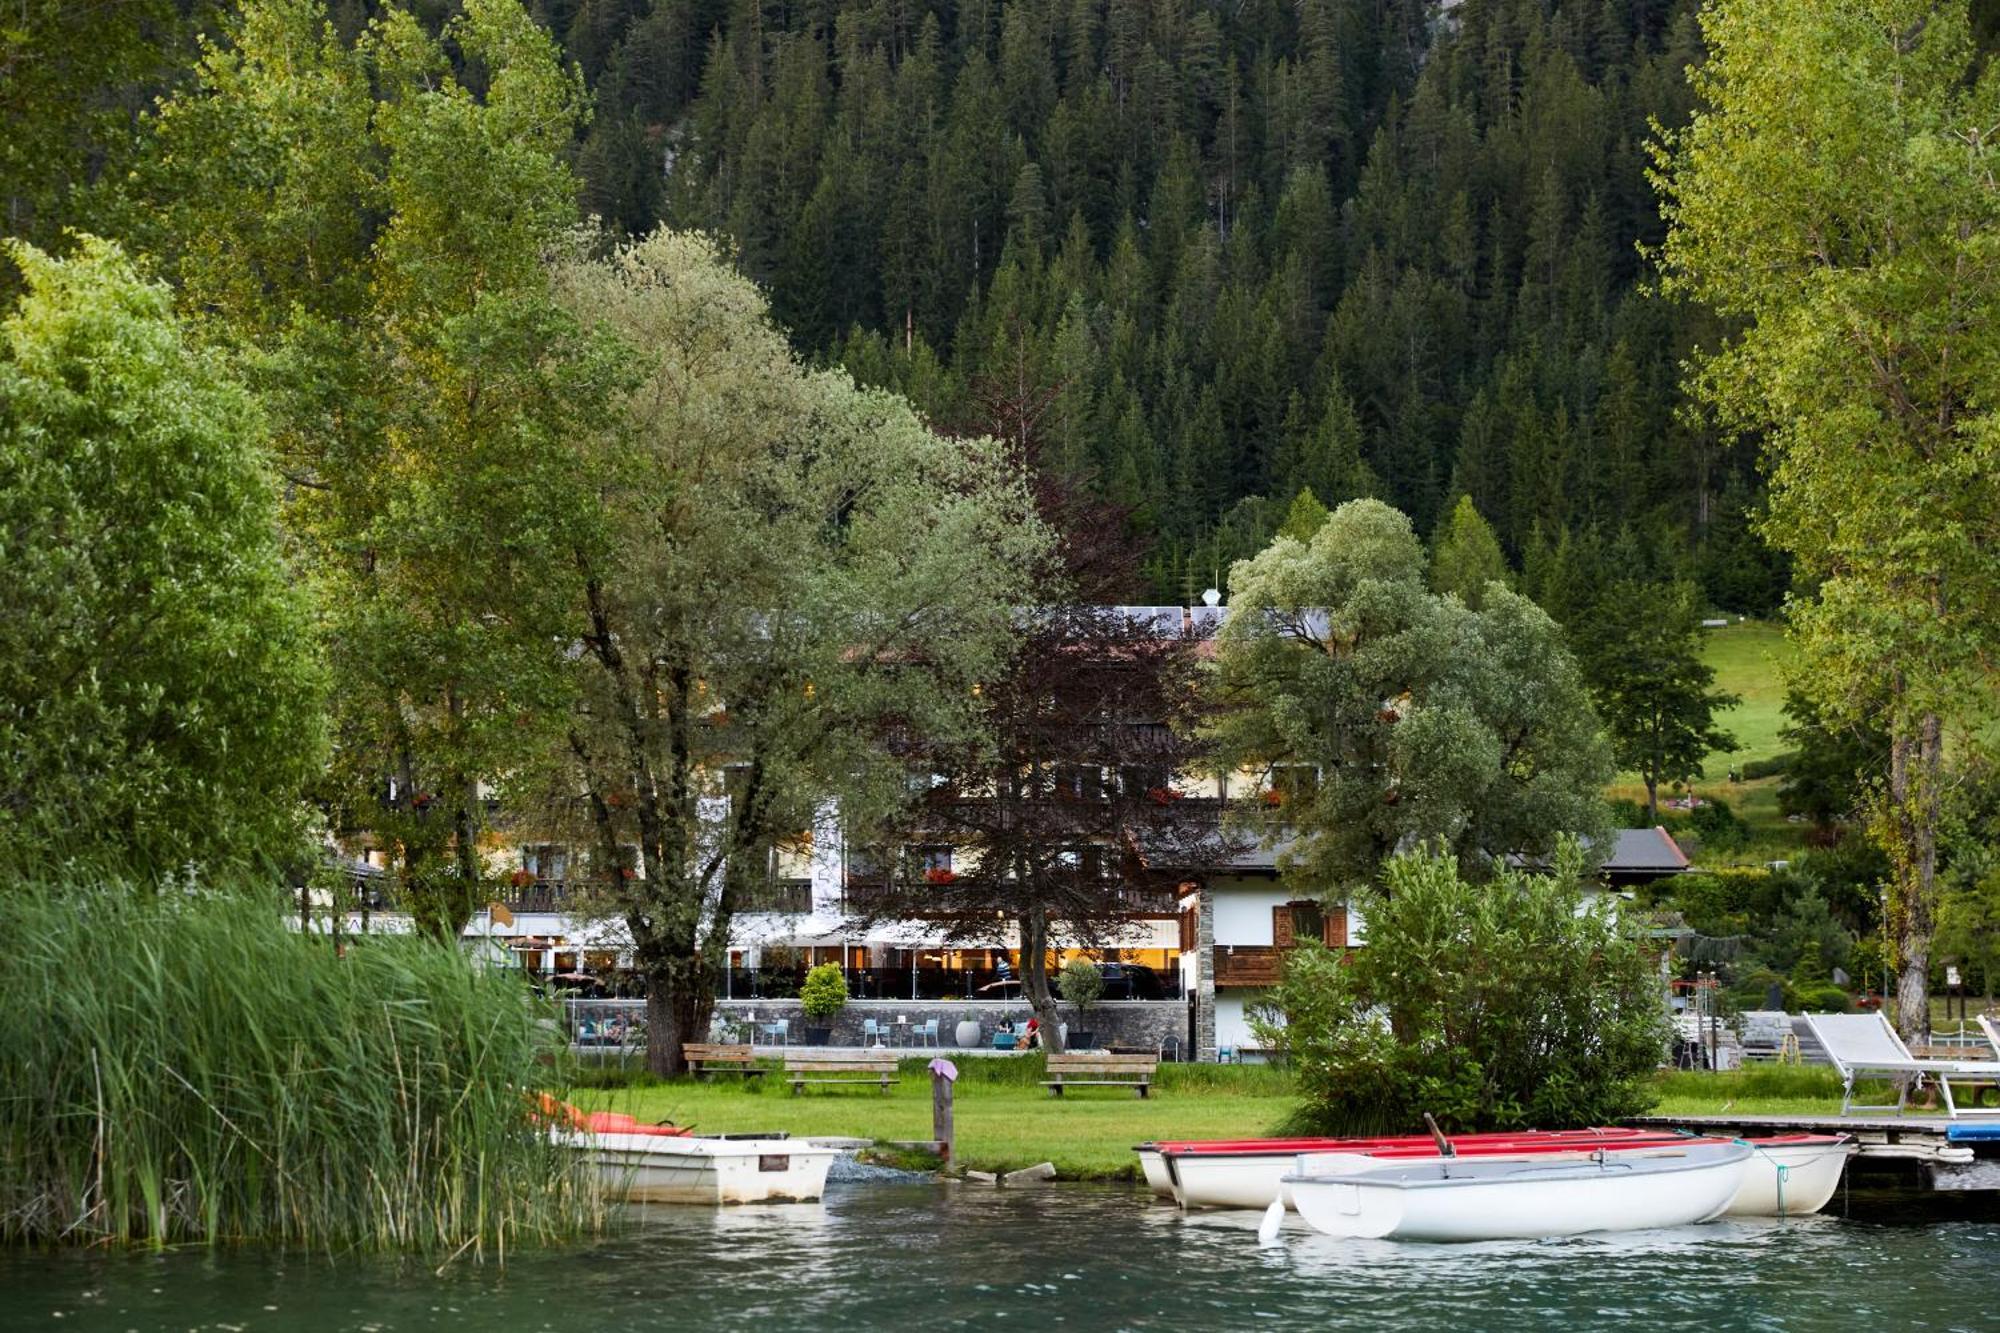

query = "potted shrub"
800;963;848;1046
1058;958;1103;1050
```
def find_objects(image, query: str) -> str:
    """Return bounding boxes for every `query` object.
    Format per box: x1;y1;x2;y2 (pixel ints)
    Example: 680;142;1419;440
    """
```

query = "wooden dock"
1628;1113;2000;1193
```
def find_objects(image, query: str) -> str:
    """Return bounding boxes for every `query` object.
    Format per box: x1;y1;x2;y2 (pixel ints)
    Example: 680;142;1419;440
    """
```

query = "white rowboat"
1285;1140;1753;1242
1723;1136;1854;1217
1149;1129;1689;1211
560;1131;842;1204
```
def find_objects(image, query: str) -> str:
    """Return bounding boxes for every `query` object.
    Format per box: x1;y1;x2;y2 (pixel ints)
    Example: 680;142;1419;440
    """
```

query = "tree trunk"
1883;705;1944;1044
645;958;716;1079
1020;906;1064;1055
1644;773;1659;825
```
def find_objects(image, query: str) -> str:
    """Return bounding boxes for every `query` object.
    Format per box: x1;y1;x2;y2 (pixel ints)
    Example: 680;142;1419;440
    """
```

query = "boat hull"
1723;1137;1853;1217
1139;1148;1175;1199
565;1132;842;1204
1158;1131;1689;1211
1287;1143;1752;1242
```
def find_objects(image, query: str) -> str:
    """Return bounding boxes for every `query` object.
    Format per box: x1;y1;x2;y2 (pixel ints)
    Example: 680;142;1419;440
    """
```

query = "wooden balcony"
1212;945;1283;988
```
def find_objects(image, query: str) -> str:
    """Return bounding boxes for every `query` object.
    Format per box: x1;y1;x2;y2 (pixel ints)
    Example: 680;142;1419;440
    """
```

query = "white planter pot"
954;1019;982;1048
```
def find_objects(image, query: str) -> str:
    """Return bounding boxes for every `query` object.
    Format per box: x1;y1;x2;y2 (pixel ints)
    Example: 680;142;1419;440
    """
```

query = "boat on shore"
562;1128;843;1204
543;1101;842;1204
1141;1128;1685;1210
1284;1139;1753;1242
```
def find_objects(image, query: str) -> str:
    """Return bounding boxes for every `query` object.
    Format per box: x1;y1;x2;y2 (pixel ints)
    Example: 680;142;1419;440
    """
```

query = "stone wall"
714;998;1191;1054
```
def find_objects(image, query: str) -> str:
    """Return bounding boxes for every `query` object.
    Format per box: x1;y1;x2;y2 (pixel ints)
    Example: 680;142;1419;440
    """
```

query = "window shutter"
1325;907;1347;948
1272;905;1294;948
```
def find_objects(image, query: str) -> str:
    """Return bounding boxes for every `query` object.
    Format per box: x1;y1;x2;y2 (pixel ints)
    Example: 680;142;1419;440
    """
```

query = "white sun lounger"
1978;1013;2000;1058
1803;1012;2000;1117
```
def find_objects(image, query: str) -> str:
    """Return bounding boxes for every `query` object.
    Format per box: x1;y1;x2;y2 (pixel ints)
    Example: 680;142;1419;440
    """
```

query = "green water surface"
3;1183;1996;1331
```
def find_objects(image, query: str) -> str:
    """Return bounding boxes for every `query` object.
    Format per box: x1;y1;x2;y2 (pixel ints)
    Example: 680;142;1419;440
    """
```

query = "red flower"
619;867;637;880
1147;787;1184;806
924;867;957;885
509;868;534;888
1262;789;1284;807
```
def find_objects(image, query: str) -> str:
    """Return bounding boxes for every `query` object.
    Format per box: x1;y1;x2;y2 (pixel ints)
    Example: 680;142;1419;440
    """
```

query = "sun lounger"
1978;1014;2000;1058
1803;1012;2000;1117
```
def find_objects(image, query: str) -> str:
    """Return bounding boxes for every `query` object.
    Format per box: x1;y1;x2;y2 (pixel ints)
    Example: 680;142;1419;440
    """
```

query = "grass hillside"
1698;619;1795;776
1606;618;1802;864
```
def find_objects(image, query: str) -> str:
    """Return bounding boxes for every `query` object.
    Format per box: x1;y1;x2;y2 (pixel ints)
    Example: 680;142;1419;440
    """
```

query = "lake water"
6;1182;1999;1332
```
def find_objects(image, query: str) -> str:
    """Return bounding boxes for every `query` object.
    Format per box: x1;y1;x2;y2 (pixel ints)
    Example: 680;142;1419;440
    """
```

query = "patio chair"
914;1018;940;1048
760;1019;789;1048
862;1018;890;1048
1803;1012;2000;1117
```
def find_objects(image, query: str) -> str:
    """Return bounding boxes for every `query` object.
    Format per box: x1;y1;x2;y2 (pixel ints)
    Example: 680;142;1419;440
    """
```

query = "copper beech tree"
848;603;1235;1053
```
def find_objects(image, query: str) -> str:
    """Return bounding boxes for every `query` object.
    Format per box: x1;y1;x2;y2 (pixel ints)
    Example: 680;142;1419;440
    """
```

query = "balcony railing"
736;876;813;914
1212;945;1283;988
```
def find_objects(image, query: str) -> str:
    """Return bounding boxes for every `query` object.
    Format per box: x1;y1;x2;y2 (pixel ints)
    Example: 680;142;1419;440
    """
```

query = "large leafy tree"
1653;0;2000;1036
135;0;607;936
543;230;1049;1075
1584;578;1738;822
0;238;324;876
1214;499;1611;898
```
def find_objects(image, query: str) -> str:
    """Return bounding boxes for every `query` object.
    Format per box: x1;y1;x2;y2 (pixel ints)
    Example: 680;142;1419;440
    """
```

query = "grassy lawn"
1648;1066;1966;1119
569;1057;1298;1180
1698;619;1795;775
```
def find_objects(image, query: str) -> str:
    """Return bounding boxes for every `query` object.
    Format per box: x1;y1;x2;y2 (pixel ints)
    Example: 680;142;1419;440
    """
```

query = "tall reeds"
0;886;605;1255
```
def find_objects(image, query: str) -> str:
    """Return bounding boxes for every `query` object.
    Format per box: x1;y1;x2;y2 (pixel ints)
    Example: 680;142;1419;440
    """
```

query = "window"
908;845;955;884
1270;764;1320;804
1288;900;1324;945
522;844;568;880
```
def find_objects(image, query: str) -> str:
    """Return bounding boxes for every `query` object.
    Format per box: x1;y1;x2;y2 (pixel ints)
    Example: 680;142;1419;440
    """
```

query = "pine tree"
1430;495;1512;609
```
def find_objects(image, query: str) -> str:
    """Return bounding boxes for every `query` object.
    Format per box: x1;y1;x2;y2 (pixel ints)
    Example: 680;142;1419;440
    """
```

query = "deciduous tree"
1214;499;1611;898
0;238;324;877
1653;0;2000;1037
138;0;606;936
545;230;1049;1075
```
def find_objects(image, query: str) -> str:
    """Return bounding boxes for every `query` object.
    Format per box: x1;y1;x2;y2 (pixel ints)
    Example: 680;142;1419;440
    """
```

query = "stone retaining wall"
714;998;1190;1053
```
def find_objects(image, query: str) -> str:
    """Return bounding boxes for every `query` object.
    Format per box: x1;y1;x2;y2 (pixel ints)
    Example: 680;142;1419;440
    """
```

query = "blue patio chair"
915;1018;940;1048
761;1019;789;1047
862;1018;889;1047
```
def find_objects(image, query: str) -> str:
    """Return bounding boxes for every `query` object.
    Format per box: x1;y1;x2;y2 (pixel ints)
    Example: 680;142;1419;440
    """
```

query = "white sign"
1947;966;1963;988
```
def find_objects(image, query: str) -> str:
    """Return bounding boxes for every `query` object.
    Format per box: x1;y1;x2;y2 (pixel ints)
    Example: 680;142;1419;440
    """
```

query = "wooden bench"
786;1053;899;1094
682;1043;765;1080
1042;1051;1158;1098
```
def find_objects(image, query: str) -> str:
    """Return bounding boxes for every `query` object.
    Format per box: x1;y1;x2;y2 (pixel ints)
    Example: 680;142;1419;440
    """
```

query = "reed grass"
0;885;605;1255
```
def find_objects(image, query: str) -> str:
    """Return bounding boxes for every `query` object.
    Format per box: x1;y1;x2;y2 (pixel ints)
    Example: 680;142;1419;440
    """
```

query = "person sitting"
1023;1016;1042;1049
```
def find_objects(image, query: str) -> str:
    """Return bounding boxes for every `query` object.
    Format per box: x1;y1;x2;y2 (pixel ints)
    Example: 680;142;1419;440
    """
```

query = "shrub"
0;884;602;1252
1795;982;1852;1014
1254;843;1667;1134
799;963;849;1021
1057;958;1103;1011
1687;795;1749;853
1608;798;1649;828
1740;753;1796;781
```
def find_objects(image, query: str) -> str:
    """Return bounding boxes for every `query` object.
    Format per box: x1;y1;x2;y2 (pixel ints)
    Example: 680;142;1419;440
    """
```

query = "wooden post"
929;1057;957;1168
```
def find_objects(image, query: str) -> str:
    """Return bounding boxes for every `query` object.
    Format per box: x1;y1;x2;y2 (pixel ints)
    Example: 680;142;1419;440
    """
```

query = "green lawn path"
570;1063;1896;1180
571;1059;1297;1180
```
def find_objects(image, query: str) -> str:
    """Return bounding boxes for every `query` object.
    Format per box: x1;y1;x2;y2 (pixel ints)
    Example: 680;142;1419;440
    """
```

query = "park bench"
1042;1051;1158;1098
786;1052;899;1094
682;1043;766;1080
